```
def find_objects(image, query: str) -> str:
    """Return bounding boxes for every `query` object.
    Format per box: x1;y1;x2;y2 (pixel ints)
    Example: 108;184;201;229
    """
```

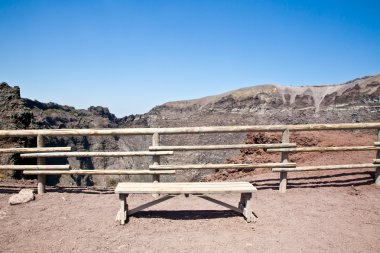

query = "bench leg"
118;194;128;225
375;168;380;185
152;175;160;198
238;193;246;210
279;171;287;193
240;193;254;223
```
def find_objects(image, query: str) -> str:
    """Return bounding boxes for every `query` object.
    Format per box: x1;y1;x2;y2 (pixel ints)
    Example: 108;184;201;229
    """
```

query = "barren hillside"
0;75;379;185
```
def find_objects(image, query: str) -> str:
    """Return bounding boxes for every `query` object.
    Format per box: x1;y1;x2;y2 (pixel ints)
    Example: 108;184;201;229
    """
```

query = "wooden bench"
115;181;257;225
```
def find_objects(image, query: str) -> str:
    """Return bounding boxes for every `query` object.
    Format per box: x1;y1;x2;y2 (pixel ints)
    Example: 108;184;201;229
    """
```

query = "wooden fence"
0;122;379;194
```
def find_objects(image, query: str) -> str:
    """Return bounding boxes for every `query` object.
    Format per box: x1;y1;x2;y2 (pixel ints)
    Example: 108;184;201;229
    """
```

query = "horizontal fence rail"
0;123;380;137
0;147;72;153
20;151;174;158
149;163;297;170
149;143;297;151
272;163;380;172
0;165;71;170
267;146;379;152
23;170;176;175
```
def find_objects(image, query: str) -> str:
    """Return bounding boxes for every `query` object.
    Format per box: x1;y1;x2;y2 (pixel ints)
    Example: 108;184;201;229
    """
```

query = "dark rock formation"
0;83;32;130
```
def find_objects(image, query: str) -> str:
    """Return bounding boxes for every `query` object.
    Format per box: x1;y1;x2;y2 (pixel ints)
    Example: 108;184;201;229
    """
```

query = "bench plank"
115;182;257;194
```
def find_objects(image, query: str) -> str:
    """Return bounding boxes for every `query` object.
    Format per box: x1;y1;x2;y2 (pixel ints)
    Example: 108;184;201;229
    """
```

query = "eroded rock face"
0;83;33;130
0;83;34;178
9;189;35;205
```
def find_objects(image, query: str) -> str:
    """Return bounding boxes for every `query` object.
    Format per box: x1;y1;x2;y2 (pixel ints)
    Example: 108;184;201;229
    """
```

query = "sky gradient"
0;0;379;117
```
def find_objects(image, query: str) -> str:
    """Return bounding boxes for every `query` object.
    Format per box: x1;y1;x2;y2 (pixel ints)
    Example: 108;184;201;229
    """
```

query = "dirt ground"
1;130;379;252
0;169;379;253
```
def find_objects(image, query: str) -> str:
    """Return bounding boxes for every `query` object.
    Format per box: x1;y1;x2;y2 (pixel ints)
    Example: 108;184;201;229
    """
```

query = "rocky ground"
0;169;379;253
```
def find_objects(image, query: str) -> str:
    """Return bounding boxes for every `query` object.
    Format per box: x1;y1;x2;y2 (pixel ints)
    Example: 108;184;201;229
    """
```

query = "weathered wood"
0;147;72;153
374;159;380;164
241;193;254;223
1;123;380;137
197;195;243;214
23;169;176;175
152;133;161;184
279;129;289;193
267;146;379;153
20;151;174;158
273;163;378;172
128;195;175;216
118;194;127;225
37;135;46;194
374;142;380;146
149;143;297;151
375;130;380;185
238;192;246;211
115;182;257;224
0;165;71;170
149;163;296;170
115;182;257;194
152;133;160;150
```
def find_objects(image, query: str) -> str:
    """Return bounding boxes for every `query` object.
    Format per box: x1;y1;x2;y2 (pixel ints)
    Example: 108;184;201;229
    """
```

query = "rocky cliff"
0;75;379;184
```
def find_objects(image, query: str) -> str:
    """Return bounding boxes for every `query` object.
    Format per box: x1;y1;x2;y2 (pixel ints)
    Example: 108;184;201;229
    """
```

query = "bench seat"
115;182;256;194
115;182;257;224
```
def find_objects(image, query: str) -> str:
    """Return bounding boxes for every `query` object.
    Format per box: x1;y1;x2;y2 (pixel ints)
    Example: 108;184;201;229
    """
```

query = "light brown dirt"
0;129;379;252
0;170;379;253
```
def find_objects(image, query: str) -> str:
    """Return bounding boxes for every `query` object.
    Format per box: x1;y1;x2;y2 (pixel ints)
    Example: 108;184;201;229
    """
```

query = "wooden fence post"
375;129;380;185
152;133;160;183
279;129;290;193
37;134;46;194
152;133;160;198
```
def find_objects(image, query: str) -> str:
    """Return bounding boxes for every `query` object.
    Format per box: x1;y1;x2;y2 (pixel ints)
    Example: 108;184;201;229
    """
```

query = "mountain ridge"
160;74;380;113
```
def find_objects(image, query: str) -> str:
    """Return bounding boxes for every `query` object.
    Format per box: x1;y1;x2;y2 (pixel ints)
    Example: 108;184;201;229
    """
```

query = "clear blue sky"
0;0;379;117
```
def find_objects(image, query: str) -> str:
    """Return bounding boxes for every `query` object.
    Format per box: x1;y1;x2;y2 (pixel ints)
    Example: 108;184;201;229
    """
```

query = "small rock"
9;189;35;205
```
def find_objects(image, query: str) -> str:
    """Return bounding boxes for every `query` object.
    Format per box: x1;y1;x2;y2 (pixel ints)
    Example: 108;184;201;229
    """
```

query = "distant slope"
162;75;379;110
147;74;380;126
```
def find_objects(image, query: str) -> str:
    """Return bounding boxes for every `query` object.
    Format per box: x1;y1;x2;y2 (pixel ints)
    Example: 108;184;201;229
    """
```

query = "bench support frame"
116;193;256;224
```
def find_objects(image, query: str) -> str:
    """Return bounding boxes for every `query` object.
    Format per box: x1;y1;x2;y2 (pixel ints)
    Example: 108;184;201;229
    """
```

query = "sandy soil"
1;169;379;253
